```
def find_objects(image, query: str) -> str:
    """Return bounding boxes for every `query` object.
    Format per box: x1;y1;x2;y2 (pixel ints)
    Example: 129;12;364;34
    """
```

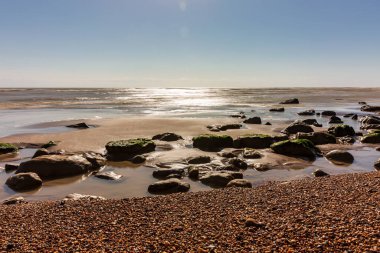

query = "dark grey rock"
243;117;262;124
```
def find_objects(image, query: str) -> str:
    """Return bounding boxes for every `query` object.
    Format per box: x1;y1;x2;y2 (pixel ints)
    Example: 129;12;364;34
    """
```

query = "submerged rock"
233;134;274;149
226;179;252;188
94;171;122;180
66;122;90;129
282;121;314;135
280;98;299;104
325;150;354;164
152;133;183;142
0;143;18;155
328;125;355;137
106;138;155;161
361;133;380;143
269;107;284;112
295;132;336;145
298;110;315;116
253;163;274;171
270;139;319;159
321;111;336;117
217;151;238;158
243;117;262;124
192;134;233;151
41;141;57;149
148;178;190;194
6;173;42;191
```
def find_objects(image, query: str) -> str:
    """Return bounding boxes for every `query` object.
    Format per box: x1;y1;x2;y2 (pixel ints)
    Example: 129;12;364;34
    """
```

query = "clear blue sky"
0;0;379;87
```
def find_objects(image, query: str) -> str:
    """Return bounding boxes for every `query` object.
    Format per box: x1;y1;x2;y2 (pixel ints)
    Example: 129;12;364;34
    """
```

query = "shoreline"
1;171;379;251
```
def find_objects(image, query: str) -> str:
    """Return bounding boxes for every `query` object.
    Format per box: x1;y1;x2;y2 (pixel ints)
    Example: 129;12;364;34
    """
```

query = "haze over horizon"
1;0;380;88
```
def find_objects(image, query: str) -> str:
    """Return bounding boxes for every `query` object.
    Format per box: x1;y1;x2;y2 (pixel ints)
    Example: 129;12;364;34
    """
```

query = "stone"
32;148;49;158
329;116;343;124
66;122;90;129
192;134;233;151
242;149;262;159
243;117;262;124
217;151;237;158
187;156;211;164
264;122;272;125
298;110;315;116
4;163;19;172
374;159;380;170
269;107;284;112
321;111;336;116
326;150;354;164
270;139;319;159
200;172;234;188
233;134;274;149
230;114;246;119
253;163;274;171
361;133;380;143
94;171;122;180
63;193;105;201
152;133;183;141
17;153;105;179
188;166;213;180
153;168;185;179
207;124;242;132
2;196;26;205
328;125;355;137
361;105;380;112
226;179;252;188
360;115;380;125
281;121;314;135
280;98;299;104
227;158;248;170
295;132;336;145
343;113;355;118
130;155;146;164
313;169;329;177
358;101;367;105
351;114;358;120
337;136;355;144
148;178;190;194
0;143;18;155
41;141;57;149
5;173;42;191
245;218;265;228
302;119;319;125
105;138;155;161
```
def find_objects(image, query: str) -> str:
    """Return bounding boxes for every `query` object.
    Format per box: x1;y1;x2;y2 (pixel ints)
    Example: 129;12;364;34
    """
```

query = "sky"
0;0;379;88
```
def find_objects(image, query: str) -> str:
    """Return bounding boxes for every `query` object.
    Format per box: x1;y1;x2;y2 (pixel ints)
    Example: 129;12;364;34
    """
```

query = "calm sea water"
0;87;379;137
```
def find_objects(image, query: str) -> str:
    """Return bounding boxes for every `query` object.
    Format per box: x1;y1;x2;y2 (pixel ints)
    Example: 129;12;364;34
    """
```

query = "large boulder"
325;150;354;164
200;172;234;188
361;133;380;144
152;133;183;141
16;153;105;179
105;138;155;161
0;143;18;155
226;179;252;188
192;134;233;151
280;98;299;104
328;125;355;137
295;132;336;145
270;139;319;159
282;121;314;135
361;105;380;112
148;178;190;194
233;134;274;149
5;173;42;191
243;117;262;124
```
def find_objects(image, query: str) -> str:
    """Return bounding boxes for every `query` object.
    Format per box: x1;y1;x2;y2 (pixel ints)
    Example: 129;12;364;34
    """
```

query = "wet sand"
1;171;379;252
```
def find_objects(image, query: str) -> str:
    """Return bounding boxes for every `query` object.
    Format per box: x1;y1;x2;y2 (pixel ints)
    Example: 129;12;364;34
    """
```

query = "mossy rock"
105;138;156;161
0;143;18;155
328;124;355;137
361;133;380;144
270;139;319;159
192;134;233;151
296;132;336;145
233;134;274;149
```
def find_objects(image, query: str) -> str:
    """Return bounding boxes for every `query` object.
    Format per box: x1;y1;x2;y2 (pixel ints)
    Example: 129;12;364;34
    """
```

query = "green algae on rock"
270;139;319;159
361;133;380;144
0;143;18;155
106;138;156;161
192;134;233;151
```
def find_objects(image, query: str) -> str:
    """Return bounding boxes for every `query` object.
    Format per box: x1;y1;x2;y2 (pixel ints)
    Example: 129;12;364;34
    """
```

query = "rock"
326;150;354;164
217;151;237;158
63;193;105;201
298;110;315;116
188;165;213;180
243;117;262;124
130;155;146;164
273;135;289;142
358;101;367;105
106;138;155;161
227;158;248;170
316;112;321;116
361;124;380;130
253;163;274;171
280;98;299;104
271;139;319;159
17;153;104;179
302;119;319;125
41;141;57;149
230;114;246;119
32;148;49;158
321;111;336;116
329;116;343;124
153;168;185;179
226;179;252;188
233;134;274;149
2;196;26;205
192;134;233;151
152;133;183;141
242;149;262;159
351;114;358;120
66;122;90;129
337;136;355;144
187;156;211;164
0;143;18;155
264;122;272;125
200;172;234;187
295;132;336;145
269;107;284;112
361;133;380;143
4;163;19;172
376;147;380;151
94;171;122;180
5;173;42;191
343;113;355;118
281;121;314;135
361;105;380;112
245;218;265;228
360;115;380;125
207;124;242;132
148;178;190;194
328;125;355;137
374;159;380;170
313;169;329;177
